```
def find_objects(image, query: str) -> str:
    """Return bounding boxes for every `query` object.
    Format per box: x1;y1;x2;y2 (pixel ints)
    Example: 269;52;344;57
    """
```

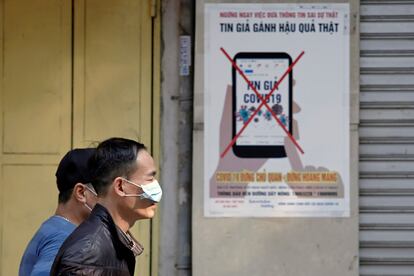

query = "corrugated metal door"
359;0;414;275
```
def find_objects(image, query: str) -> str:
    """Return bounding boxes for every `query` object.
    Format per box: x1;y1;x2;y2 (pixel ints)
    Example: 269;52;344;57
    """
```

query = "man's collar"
91;204;144;257
116;226;144;257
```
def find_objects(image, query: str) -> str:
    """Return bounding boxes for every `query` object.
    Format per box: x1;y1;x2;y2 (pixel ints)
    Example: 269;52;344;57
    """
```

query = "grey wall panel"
360;178;414;189
361;266;414;276
360;213;414;225
360;159;414;171
360;196;414;208
361;57;414;67
360;88;414;102
361;4;414;15
361;40;414;51
361;22;414;33
361;75;414;85
360;144;414;155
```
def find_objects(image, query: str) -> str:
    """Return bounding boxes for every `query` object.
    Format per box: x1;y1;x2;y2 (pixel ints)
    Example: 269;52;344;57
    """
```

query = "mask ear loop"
84;184;97;196
121;178;153;200
120;178;144;198
83;184;97;212
84;203;93;212
123;193;146;199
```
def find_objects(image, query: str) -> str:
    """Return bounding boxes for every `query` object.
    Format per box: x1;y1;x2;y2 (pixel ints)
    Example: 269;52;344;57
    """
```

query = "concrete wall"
192;1;360;275
160;1;194;275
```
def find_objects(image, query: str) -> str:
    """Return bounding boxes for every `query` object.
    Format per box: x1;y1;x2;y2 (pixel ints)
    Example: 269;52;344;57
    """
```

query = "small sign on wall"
180;35;191;76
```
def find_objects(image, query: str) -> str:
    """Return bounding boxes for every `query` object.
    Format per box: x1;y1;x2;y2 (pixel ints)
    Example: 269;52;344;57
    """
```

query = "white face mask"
121;178;162;203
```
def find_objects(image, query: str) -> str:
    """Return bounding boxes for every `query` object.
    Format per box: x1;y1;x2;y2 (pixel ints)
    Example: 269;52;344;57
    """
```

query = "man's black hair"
56;148;96;204
58;189;73;204
90;137;147;195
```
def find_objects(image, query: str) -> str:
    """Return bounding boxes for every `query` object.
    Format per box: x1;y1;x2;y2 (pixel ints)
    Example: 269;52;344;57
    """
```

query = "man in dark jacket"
50;137;162;275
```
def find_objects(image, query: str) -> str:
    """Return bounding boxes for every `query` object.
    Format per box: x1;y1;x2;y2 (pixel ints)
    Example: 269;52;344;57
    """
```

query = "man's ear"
73;183;87;203
113;177;126;197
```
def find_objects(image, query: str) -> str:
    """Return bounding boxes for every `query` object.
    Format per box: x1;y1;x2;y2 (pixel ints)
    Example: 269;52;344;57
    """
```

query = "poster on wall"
204;3;350;217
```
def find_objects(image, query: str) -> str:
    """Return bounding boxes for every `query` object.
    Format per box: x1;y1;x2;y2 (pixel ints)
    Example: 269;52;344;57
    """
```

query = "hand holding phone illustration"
210;82;344;199
283;83;345;199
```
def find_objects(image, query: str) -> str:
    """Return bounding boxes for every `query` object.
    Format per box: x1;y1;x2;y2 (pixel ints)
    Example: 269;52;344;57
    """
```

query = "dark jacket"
50;204;142;276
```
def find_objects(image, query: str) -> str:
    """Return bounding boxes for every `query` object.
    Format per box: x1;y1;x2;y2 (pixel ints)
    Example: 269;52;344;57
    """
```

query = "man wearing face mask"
51;137;162;275
19;148;97;276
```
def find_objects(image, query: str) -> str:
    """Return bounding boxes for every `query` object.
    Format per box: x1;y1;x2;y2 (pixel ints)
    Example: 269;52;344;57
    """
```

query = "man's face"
121;150;158;220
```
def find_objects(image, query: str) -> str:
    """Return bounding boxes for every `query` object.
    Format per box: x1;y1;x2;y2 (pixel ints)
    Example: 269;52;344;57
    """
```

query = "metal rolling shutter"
359;0;414;275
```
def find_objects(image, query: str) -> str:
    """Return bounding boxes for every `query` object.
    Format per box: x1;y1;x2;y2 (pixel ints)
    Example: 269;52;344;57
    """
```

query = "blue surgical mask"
121;178;162;203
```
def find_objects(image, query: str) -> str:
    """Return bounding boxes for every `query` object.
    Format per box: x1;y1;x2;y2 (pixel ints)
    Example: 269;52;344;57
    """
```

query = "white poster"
204;3;350;217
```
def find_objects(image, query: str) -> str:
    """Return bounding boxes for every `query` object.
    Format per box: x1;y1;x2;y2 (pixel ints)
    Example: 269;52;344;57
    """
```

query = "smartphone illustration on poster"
232;52;292;158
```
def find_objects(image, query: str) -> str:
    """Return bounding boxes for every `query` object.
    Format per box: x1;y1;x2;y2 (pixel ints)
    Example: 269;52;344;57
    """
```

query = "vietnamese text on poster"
204;3;350;217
